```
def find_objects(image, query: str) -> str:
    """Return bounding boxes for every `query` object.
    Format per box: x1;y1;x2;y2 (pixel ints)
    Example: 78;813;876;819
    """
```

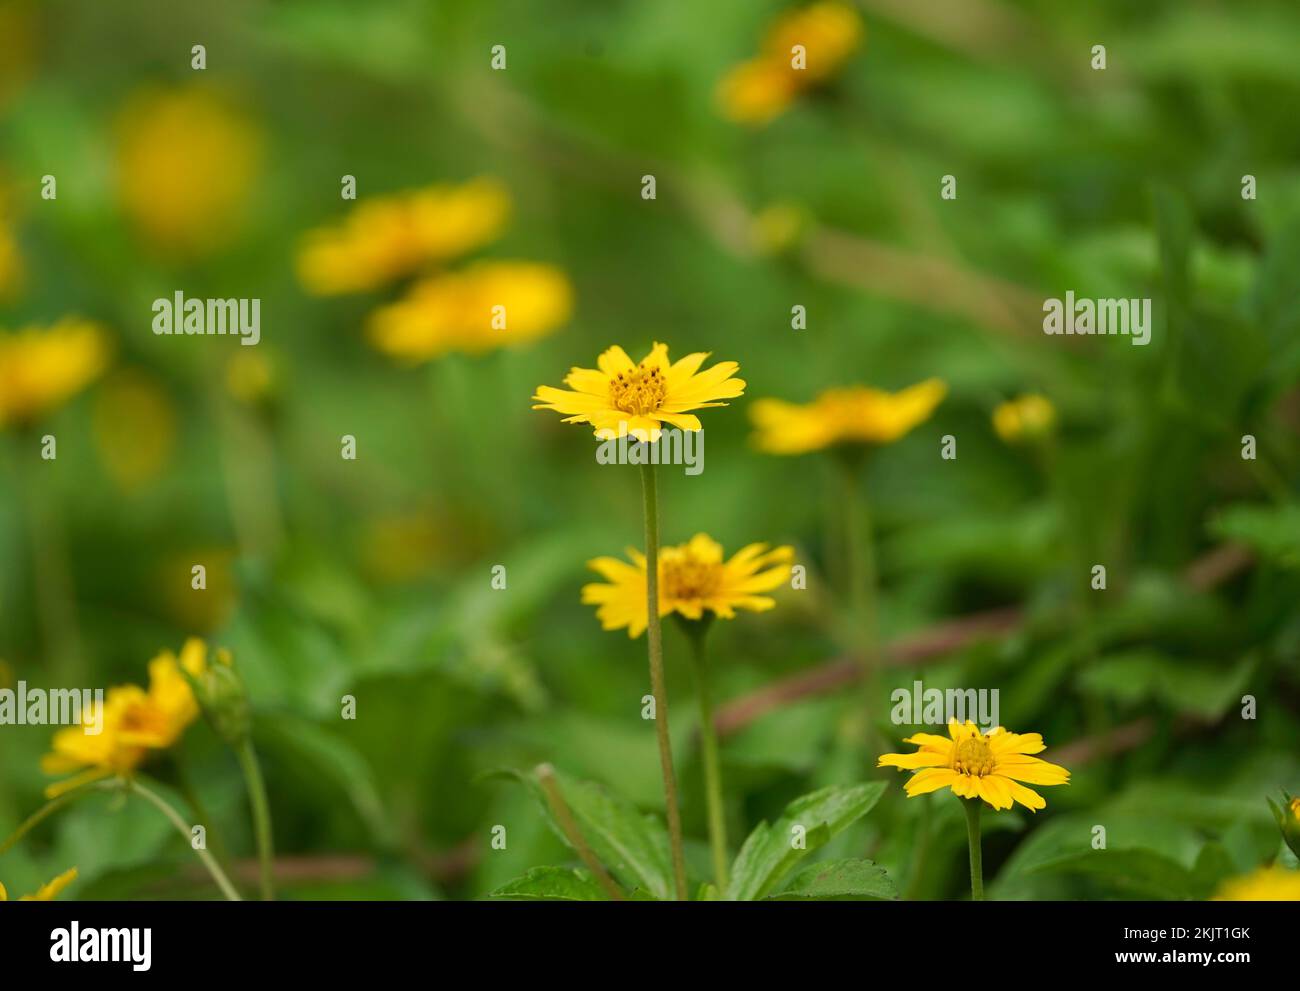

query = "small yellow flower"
367;260;572;362
992;394;1055;444
0;868;78;901
533;342;746;442
1214;865;1300;901
0;318;109;429
41;639;209;798
878;718;1071;812
716;2;863;126
297;177;511;295
115;86;261;255
92;369;177;492
225;350;276;405
750;379;946;455
583;534;794;638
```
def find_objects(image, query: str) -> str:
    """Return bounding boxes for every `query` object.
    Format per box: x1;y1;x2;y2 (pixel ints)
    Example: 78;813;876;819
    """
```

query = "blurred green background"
1;0;1299;900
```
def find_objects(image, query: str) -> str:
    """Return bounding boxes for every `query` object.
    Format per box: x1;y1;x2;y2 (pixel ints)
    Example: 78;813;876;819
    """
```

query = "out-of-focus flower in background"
225;349;277;406
0;867;77;901
0;0;38;115
367;260;573;362
41;640;208;797
993;393;1056;444
92;369;177;492
0;189;23;300
717;2;863;126
582;534;794;638
750;379;946;455
297;177;512;296
1213;865;1300;901
0;318;110;429
159;549;237;633
114;86;262;257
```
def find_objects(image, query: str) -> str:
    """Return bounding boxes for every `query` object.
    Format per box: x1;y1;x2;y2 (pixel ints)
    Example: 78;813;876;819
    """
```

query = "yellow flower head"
41;639;209;797
367;260;572;362
115;86;261;256
583;534;794;638
533;342;746;442
297;177;511;296
878;718;1070;812
992;393;1056;444
750;379;946;455
1214;865;1300;901
716;2;863;126
0;318;109;429
0;868;78;902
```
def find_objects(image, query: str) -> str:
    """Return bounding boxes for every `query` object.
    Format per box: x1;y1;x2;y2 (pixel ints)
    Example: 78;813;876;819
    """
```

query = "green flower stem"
683;620;728;893
127;778;242;902
835;450;883;754
536;763;625;900
0;780;101;858
962;797;985;901
234;739;276;901
639;460;689;901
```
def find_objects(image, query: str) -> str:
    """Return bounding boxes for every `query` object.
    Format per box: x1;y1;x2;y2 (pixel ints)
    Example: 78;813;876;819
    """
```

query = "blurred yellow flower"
41;639;209;798
0;868;78;901
878;719;1070;812
160;550;237;633
583;534;794;638
92;369;177;492
0;318;110;429
717;2;863;125
750;379;946;455
225;349;276;405
533;342;746;442
367;260;572;362
0;0;38;113
992;394;1055;444
297;178;511;295
0;216;22;299
115;86;262;255
1214;866;1300;901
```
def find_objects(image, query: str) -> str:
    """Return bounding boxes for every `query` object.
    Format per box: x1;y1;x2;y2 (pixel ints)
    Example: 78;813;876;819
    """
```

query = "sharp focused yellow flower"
0;868;78;901
750;379;946;455
1214;865;1300;901
367;260;572;362
716;2;863;126
878;718;1070;812
115;86;262;256
992;393;1056;444
297;177;511;295
0;318;109;429
533;343;746;442
583;534;794;638
41;639;209;797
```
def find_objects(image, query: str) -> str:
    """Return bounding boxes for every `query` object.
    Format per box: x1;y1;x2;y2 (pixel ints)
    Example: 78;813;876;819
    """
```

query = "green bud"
181;647;251;747
1267;790;1300;860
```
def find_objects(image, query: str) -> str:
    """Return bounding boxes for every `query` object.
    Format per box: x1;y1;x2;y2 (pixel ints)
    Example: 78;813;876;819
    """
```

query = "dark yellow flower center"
610;363;667;416
662;557;723;601
952;736;995;777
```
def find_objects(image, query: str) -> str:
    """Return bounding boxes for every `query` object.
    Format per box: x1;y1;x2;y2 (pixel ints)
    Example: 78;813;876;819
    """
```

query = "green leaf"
727;782;886;901
768;859;897;901
495;768;672;900
1209;503;1300;569
491;867;608;901
1026;848;1201;900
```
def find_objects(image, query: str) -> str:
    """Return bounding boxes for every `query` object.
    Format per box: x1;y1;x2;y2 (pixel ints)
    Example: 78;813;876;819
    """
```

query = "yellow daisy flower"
749;379;946;455
1214;865;1300;901
716;57;799;126
41;639;209;798
0;318;110;429
297;177;511;295
992;393;1055;444
115;86;261;256
878;718;1071;812
0;868;78;901
367;260;573;362
583;534;794;638
533;342;746;442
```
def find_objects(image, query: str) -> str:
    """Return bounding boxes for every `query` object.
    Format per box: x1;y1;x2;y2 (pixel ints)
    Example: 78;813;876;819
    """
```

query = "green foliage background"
1;0;1298;900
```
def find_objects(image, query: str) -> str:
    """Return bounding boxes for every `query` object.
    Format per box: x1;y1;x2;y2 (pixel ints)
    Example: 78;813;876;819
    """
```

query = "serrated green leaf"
768;859;897;901
491;867;607;901
727;782;886;901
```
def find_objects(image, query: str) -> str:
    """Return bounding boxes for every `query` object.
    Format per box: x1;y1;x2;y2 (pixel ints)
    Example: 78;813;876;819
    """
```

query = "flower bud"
1267;790;1300;860
181;647;251;747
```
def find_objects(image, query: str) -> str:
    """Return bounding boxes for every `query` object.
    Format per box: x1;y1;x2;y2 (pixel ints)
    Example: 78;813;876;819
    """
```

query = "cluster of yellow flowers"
716;2;864;126
41;638;211;798
297;176;573;362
